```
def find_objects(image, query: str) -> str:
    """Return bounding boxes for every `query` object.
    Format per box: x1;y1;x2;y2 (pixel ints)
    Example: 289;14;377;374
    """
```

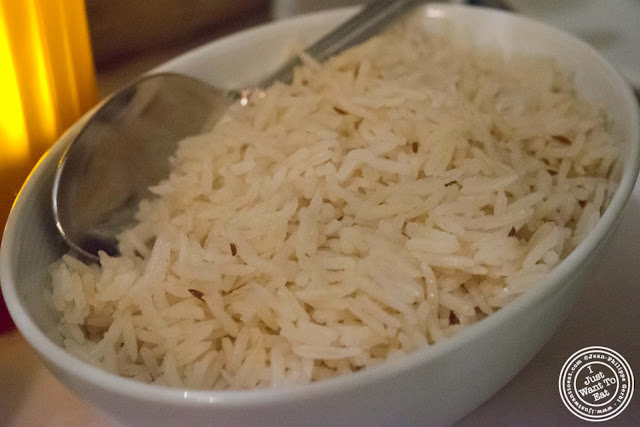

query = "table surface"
1;7;639;426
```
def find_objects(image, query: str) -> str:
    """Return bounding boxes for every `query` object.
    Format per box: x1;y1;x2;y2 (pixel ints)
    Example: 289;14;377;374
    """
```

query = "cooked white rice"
48;21;619;390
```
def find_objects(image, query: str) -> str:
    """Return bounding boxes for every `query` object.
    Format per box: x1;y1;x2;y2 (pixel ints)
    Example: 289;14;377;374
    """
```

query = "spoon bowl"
52;73;228;260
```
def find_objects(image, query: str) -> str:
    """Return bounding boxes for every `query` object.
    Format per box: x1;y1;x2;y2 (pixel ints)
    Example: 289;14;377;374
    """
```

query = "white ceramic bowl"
2;4;639;425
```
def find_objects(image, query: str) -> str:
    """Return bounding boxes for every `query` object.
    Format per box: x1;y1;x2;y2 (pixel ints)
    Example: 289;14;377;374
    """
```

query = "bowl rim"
2;2;639;407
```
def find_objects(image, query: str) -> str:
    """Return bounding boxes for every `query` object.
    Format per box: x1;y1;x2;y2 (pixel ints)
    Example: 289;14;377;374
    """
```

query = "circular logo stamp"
559;346;634;422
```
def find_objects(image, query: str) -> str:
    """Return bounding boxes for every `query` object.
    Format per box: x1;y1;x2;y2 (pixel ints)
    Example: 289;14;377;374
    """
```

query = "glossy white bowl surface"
2;4;639;426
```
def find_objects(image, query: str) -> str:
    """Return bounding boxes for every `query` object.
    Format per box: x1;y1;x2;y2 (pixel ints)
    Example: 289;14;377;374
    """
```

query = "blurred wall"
271;0;373;19
86;0;269;66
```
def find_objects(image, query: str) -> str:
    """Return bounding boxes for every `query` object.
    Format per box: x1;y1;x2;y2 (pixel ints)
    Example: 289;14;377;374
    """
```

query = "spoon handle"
259;0;424;87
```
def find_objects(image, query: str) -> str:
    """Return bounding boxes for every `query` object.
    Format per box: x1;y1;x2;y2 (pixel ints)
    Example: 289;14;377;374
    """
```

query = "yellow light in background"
0;0;97;238
0;8;29;163
1;0;58;164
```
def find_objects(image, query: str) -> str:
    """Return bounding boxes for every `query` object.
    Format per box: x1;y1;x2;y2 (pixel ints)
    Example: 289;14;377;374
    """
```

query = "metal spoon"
52;0;423;262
